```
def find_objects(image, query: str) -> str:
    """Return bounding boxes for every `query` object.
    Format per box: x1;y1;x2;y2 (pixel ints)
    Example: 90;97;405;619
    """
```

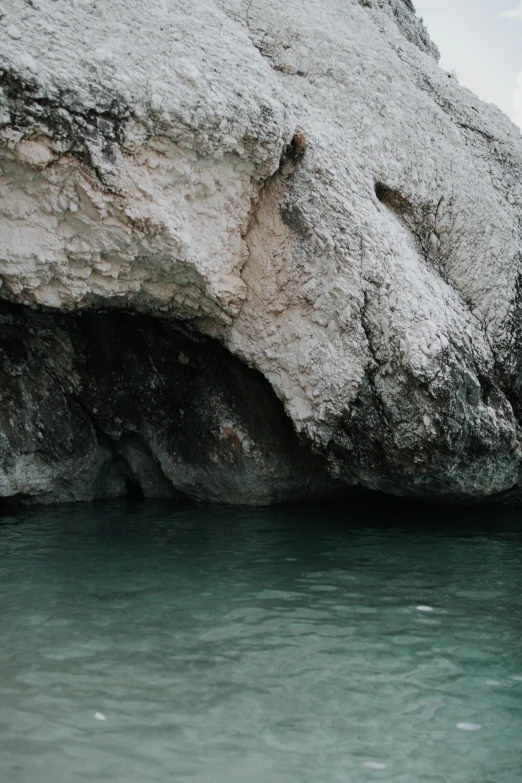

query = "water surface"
0;500;521;782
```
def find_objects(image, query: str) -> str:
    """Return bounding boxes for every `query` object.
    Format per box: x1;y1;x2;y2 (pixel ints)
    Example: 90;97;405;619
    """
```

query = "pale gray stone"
1;0;521;504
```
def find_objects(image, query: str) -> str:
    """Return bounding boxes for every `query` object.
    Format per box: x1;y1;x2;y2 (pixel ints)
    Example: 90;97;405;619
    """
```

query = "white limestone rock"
1;0;522;503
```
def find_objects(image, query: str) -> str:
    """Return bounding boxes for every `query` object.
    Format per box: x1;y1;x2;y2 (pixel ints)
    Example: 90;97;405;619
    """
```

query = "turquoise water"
0;500;521;783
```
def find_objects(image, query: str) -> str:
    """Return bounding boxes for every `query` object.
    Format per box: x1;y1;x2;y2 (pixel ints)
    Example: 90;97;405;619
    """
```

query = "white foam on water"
416;606;434;612
457;722;481;731
94;712;107;721
364;761;387;770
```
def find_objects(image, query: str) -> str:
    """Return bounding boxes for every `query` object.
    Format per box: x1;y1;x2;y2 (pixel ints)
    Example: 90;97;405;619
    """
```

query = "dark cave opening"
124;477;145;503
0;300;341;508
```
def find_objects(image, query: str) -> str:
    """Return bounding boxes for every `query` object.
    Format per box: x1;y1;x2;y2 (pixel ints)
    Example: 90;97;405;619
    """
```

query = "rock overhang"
1;0;522;505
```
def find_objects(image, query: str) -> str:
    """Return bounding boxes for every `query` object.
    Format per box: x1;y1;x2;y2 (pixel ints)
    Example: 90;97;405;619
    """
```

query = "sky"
414;0;522;130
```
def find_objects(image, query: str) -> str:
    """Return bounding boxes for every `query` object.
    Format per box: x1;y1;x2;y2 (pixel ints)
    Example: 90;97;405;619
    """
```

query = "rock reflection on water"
0;500;521;782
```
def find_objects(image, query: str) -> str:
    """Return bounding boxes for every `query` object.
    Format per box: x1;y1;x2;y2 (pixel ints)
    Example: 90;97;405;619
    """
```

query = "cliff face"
1;0;522;505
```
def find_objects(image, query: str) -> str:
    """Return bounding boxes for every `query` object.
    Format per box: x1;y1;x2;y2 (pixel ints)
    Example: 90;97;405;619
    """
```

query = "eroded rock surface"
1;0;522;504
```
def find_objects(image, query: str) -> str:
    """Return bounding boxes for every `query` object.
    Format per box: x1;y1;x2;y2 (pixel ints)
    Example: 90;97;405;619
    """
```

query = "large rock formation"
1;0;522;504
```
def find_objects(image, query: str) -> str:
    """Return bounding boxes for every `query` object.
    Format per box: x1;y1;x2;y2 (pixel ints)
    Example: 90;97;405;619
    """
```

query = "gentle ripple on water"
0;499;521;782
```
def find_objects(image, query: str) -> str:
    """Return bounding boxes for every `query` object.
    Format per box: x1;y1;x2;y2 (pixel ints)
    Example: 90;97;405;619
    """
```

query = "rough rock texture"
1;0;522;504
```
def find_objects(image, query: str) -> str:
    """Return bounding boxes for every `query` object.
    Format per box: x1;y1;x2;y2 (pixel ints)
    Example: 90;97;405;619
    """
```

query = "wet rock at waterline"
1;0;522;504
